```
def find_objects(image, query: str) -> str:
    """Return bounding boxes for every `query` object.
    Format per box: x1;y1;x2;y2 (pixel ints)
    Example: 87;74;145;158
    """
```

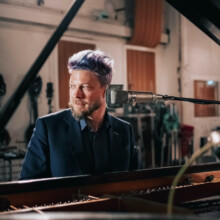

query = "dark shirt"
79;113;111;174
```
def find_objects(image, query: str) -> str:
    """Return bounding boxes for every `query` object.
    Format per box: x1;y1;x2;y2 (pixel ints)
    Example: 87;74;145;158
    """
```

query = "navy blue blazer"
20;109;141;180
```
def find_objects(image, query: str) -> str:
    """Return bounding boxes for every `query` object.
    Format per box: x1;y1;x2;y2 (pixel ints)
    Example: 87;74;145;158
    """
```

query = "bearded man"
20;50;141;180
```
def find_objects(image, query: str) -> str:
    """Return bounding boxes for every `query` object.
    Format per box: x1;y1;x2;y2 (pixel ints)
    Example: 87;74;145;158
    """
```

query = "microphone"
110;90;164;107
106;85;220;109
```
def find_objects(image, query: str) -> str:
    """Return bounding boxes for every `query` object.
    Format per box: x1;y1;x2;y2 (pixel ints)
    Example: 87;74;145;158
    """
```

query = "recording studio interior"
0;0;220;219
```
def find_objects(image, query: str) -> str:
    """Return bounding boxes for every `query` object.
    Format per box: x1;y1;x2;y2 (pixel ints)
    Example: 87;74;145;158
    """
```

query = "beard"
69;99;102;121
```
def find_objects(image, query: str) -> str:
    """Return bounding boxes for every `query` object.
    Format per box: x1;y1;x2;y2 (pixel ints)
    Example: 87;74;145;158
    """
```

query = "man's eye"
82;85;90;90
69;85;75;89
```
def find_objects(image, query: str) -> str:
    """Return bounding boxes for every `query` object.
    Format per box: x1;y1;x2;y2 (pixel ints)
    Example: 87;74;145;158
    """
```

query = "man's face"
69;70;106;120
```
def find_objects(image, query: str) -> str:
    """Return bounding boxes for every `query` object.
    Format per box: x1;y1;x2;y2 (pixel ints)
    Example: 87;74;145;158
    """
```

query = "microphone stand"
108;88;220;107
161;95;220;105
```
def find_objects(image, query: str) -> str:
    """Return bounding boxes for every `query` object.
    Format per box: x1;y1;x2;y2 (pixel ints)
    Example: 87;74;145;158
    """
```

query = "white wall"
181;16;220;151
1;0;219;155
0;0;130;147
0;25;54;146
156;2;180;97
0;25;128;147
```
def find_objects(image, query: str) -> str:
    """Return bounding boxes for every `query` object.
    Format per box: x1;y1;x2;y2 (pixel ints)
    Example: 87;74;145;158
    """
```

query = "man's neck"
85;104;106;132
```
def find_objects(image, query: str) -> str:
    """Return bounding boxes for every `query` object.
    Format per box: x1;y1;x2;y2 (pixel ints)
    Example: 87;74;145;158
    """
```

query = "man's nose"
74;87;83;98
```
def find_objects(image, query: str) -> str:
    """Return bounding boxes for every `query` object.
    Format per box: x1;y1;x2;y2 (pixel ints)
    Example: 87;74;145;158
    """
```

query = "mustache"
73;99;87;105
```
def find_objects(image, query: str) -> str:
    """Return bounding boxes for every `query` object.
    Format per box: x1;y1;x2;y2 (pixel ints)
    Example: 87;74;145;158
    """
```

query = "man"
20;49;141;180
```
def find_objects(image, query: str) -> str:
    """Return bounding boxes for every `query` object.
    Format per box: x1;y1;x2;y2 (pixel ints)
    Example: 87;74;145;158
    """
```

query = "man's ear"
102;85;108;98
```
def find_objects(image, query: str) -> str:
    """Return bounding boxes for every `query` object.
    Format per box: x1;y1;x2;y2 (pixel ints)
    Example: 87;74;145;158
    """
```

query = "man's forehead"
69;78;92;84
69;70;99;85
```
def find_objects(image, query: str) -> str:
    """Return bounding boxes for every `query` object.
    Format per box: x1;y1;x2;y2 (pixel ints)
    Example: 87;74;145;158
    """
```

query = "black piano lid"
166;0;220;45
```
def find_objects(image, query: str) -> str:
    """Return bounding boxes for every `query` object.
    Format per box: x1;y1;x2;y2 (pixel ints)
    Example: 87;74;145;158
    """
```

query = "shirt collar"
79;118;87;131
79;111;110;132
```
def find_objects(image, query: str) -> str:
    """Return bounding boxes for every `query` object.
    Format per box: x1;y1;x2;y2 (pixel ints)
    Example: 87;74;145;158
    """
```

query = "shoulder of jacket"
108;113;131;127
39;109;71;120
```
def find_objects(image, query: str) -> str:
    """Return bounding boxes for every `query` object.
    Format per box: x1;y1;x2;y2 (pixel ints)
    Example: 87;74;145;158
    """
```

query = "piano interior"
1;164;220;218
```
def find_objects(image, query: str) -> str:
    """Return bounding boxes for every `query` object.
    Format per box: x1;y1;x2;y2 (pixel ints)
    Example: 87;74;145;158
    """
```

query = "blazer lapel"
108;119;124;171
63;113;92;173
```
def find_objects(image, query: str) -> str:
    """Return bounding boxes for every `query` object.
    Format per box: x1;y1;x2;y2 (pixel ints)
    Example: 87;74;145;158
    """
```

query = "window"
194;80;218;117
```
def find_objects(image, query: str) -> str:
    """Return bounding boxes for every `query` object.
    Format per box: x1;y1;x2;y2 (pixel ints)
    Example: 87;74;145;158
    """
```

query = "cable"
167;140;218;215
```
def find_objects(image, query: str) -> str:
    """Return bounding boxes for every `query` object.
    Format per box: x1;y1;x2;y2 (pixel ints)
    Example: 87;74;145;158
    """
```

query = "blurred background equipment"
107;85;190;169
46;82;54;114
0;74;10;147
0;74;25;182
25;75;42;145
0;74;6;99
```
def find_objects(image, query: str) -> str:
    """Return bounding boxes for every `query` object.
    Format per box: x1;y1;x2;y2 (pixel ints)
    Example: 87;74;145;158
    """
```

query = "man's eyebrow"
69;82;91;86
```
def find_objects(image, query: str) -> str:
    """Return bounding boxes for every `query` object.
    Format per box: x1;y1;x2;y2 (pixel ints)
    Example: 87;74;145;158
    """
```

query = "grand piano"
1;164;220;217
0;0;220;219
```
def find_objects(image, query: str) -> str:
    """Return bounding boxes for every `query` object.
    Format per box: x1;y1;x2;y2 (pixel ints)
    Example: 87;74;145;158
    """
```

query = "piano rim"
0;163;220;195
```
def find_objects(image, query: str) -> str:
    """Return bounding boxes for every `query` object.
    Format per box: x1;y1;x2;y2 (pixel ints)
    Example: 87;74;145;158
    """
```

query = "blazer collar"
63;111;93;173
108;114;125;171
63;110;125;173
